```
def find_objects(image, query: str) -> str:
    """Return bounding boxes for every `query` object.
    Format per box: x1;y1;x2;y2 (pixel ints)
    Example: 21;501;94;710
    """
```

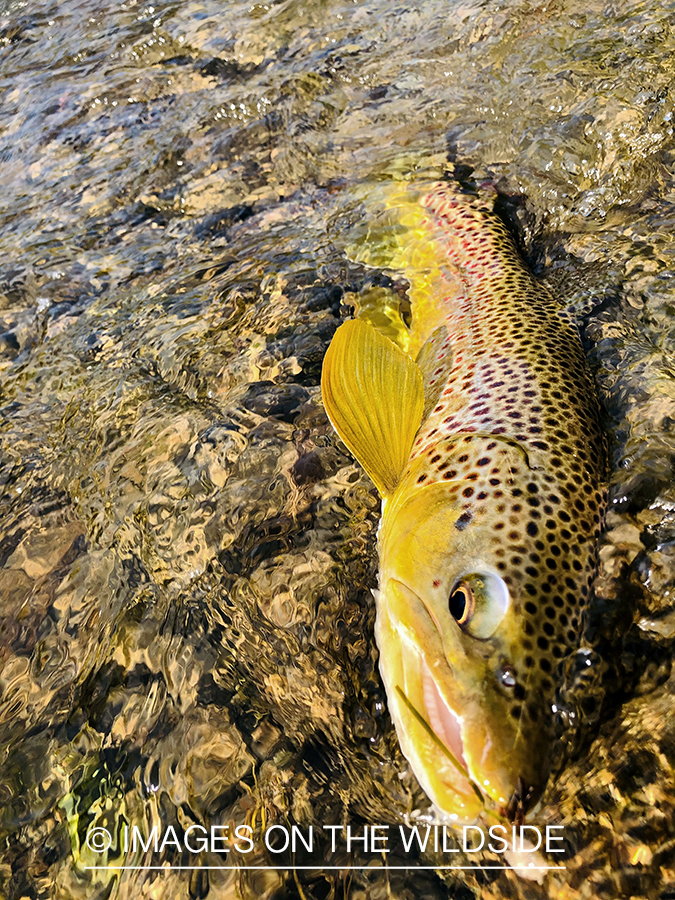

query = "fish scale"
322;180;607;821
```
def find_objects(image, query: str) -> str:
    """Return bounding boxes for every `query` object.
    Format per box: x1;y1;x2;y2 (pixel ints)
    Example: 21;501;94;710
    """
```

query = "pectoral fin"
321;318;424;496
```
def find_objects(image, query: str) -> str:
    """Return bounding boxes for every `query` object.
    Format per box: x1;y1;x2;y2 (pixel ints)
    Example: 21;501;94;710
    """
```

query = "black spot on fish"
455;512;472;530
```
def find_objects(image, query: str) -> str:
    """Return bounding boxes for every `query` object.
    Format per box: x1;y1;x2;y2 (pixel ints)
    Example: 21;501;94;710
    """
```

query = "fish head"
375;456;594;821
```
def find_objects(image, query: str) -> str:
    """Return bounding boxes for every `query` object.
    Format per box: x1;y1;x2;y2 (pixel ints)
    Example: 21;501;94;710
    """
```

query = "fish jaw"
374;578;496;821
420;655;468;774
374;576;548;821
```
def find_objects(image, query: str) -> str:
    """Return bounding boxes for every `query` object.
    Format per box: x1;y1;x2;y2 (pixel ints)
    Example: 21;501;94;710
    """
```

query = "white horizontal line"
85;865;566;871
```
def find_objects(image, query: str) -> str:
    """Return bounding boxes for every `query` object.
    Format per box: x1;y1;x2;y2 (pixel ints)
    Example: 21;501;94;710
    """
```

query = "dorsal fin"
321;319;424;497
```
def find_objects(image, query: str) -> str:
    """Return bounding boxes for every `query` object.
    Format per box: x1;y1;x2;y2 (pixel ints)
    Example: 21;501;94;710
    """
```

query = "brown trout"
321;181;606;822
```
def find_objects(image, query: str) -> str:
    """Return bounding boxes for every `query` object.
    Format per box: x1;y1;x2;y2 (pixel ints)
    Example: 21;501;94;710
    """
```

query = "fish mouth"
376;579;479;809
418;655;469;775
397;631;479;801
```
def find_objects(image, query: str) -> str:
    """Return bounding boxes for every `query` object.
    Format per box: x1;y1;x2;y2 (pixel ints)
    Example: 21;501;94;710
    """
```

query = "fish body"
321;182;606;821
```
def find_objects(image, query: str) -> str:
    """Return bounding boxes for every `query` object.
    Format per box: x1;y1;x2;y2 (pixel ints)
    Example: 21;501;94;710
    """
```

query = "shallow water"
1;0;675;898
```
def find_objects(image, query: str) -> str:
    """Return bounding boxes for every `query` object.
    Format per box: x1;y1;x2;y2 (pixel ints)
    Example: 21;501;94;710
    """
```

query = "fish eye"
448;583;474;625
448;572;510;640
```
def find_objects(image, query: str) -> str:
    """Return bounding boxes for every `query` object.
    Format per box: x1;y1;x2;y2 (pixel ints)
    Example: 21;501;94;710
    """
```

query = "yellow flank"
346;186;470;359
321;179;607;824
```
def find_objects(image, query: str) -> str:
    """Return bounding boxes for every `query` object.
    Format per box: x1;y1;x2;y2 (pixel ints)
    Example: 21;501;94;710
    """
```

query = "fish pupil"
449;586;468;622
